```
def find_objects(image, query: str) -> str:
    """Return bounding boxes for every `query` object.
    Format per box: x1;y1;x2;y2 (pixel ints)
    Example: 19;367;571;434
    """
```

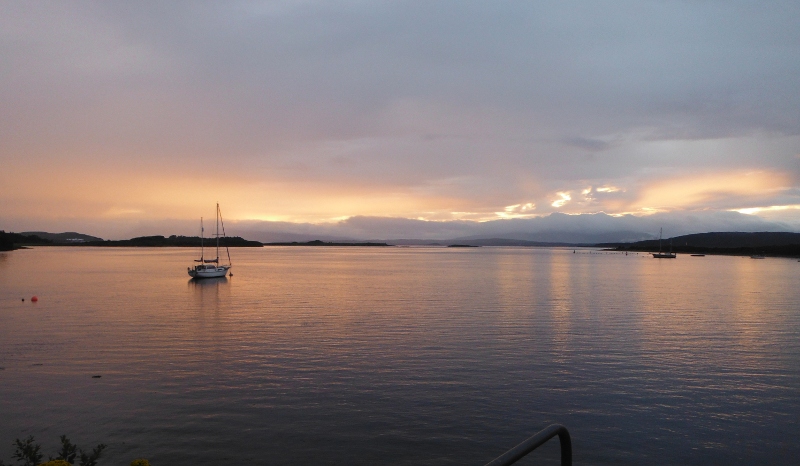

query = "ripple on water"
0;247;798;465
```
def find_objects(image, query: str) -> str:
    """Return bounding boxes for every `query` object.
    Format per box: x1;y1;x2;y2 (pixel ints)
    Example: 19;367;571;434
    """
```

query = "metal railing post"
483;424;572;466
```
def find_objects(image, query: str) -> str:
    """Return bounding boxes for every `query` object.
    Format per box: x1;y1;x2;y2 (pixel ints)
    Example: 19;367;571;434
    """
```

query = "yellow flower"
38;461;71;466
130;459;151;466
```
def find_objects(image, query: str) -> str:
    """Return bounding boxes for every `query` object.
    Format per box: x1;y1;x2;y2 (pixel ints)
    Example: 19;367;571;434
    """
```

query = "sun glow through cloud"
1;3;799;238
551;192;572;208
495;202;537;219
734;205;800;215
633;171;791;212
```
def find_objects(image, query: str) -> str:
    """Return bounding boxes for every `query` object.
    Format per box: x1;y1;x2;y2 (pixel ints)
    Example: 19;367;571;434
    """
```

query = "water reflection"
188;276;228;288
0;247;798;465
188;276;228;313
547;252;573;352
0;252;8;278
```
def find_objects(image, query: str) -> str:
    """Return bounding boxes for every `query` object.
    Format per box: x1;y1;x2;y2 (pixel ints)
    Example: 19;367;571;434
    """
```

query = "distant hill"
21;231;104;243
2;230;262;248
75;235;263;247
378;239;444;246
661;231;800;248
5;229;798;254
440;237;594;247
0;231;52;250
385;237;619;246
448;229;653;244
609;231;800;257
264;240;390;246
236;230;360;244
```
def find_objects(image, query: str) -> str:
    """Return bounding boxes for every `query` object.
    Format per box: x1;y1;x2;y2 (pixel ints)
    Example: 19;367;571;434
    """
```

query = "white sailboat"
652;228;676;259
188;203;232;278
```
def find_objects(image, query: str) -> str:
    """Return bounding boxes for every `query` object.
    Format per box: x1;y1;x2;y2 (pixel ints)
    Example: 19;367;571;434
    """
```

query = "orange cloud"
632;170;790;212
0;162;472;224
551;192;572;208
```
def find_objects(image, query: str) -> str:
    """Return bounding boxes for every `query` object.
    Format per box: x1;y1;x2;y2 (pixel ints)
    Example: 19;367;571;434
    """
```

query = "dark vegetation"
447;244;480;247
1;435;106;466
0;231;52;251
264;240;390;246
606;232;800;257
4;230;799;255
71;235;262;247
20;232;103;243
0;231;262;248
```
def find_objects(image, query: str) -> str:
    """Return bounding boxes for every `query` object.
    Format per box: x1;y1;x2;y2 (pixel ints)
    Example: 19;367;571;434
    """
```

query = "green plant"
77;444;106;466
54;436;77;464
12;436;42;466
4;436;108;466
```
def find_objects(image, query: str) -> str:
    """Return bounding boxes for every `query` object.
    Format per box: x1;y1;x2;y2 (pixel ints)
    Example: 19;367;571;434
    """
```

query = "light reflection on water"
0;247;798;465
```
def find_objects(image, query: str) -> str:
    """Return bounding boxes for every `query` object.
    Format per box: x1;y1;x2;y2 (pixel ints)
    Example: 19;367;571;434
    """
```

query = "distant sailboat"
188;203;232;278
652;228;676;259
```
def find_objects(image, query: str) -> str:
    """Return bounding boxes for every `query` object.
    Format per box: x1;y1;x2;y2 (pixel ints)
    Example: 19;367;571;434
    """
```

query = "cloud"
562;137;613;152
633;170;792;212
551;192;572;208
230;210;794;244
1;1;799;234
495;202;536;219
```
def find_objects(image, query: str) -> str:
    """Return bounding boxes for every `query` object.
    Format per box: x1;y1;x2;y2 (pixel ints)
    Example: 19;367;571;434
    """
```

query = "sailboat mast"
218;204;232;267
200;217;204;261
216;202;220;263
659;227;663;253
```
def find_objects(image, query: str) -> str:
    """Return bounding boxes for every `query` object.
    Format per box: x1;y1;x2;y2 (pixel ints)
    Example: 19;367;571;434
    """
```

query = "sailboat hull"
652;228;676;258
188;203;233;278
188;265;231;278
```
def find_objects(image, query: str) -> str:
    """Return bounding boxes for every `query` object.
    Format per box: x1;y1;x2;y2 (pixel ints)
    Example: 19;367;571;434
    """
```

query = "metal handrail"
483;424;572;466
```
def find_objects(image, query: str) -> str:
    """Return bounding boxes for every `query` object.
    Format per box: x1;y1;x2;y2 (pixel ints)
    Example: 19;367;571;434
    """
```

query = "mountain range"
606;232;800;257
232;211;797;245
4;230;800;257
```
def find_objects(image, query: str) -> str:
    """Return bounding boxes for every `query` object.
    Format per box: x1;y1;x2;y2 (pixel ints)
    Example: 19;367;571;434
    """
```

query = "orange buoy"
31;296;38;302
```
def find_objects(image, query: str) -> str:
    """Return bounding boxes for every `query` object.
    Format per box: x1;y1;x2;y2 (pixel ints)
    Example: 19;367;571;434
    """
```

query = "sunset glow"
1;2;798;239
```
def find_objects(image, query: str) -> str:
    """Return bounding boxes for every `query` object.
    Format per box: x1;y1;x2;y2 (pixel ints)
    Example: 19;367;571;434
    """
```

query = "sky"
2;1;799;240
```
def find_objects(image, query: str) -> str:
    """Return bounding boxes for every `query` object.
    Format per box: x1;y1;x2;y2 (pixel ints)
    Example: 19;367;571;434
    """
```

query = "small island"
0;231;262;249
0;231;51;251
78;235;263;247
606;232;800;258
263;240;390;247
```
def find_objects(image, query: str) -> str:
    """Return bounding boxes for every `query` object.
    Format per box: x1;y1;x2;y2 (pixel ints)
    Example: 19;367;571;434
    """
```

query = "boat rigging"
652;228;677;259
188;203;233;278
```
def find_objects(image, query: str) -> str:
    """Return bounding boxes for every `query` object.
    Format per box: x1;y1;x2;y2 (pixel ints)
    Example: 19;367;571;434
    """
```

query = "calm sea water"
0;247;798;465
